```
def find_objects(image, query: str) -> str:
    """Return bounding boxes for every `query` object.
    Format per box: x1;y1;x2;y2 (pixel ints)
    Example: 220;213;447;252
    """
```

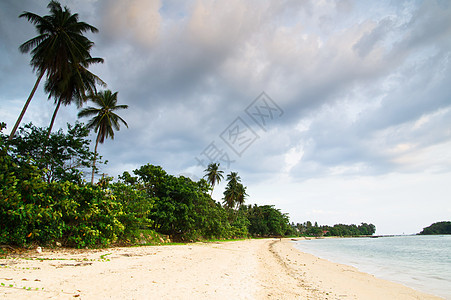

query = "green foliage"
293;221;376;237
223;172;247;209
118;171;138;185
203;162;224;195
134;164;240;241
229;208;250;238
419;221;451;235
78;90;128;184
109;183;154;240
44;182;125;248
244;204;291;237
0;124;152;248
0;163;124;247
3;121;341;248
6;122;96;184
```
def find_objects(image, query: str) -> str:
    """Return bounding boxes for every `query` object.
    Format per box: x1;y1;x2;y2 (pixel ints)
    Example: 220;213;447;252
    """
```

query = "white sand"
0;239;442;299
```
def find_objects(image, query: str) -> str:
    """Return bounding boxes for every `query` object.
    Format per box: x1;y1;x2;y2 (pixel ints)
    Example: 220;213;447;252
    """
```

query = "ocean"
292;235;451;299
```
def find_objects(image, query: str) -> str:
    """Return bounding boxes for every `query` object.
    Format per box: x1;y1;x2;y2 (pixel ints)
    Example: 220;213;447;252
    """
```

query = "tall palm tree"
223;185;238;209
203;163;224;196
9;0;99;140
78;90;128;184
45;56;105;140
235;183;248;208
223;172;247;209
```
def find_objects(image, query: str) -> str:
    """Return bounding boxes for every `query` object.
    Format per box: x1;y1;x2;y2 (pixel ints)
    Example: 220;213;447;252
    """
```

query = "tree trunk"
41;98;62;156
91;133;100;184
9;72;45;140
46;98;62;141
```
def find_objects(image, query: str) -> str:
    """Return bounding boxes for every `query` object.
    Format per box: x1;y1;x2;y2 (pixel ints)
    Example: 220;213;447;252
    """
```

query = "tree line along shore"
9;117;448;249
0;122;377;249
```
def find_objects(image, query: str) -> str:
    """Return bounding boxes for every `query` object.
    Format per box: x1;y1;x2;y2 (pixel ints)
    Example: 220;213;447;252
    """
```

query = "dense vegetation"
292;221;376;237
419;221;451;235
0;123;298;247
1;122;377;248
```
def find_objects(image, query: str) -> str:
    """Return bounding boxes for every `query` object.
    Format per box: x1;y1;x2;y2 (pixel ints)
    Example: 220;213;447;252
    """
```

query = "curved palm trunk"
41;98;62;156
91;133;100;184
9;71;45;140
46;98;62;140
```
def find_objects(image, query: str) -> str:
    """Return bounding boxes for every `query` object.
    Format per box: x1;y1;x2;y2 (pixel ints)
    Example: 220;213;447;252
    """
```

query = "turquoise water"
293;235;451;299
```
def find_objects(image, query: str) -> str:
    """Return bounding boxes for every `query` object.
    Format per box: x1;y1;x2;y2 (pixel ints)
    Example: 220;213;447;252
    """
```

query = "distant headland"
419;221;451;235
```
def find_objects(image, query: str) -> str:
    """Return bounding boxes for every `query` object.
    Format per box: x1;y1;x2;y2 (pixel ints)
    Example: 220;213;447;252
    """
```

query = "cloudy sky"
1;0;450;235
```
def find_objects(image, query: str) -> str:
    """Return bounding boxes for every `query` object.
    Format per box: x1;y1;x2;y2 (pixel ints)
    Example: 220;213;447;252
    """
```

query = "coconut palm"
223;172;247;209
223;185;238;209
235;183;248;208
203;163;224;196
226;172;240;187
44;56;105;139
78;90;128;184
9;0;99;140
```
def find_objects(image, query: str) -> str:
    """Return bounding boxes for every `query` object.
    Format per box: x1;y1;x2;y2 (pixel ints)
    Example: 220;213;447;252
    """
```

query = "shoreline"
0;239;442;299
270;239;443;299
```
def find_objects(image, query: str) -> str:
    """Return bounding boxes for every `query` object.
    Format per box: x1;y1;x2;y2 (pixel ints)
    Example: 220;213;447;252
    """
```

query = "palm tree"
78;90;128;184
226;172;240;187
223;185;238;209
44;56;105;140
235;183;248;208
9;0;99;140
203;163;224;196
223;172;247;209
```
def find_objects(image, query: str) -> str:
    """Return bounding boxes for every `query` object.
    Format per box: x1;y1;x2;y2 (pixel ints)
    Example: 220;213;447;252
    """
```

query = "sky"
1;0;450;235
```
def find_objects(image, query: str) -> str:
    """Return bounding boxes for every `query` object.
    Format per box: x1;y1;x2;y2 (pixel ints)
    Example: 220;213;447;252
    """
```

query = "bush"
7;123;95;184
110;182;154;242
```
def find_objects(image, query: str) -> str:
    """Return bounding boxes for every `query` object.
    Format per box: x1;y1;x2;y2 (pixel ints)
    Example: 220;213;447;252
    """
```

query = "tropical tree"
78;90;128;184
235;183;248;208
246;205;291;237
227;172;240;186
9;0;99;140
223;172;247;209
203;163;224;196
44;56;105;139
6;122;95;184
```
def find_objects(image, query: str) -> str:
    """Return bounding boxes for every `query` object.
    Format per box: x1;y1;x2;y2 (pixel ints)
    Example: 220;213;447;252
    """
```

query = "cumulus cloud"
100;0;162;47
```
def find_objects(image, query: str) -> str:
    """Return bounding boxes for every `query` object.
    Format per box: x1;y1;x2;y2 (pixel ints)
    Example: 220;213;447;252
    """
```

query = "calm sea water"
293;235;451;299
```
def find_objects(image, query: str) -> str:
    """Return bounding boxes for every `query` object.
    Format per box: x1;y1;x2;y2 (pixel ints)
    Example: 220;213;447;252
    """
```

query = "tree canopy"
203;163;224;196
419;221;451;235
10;0;102;140
78;90;128;183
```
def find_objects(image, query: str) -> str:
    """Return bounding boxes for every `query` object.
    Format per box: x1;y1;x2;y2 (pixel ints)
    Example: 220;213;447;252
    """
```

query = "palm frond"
18;11;46;27
78;107;100;118
19;35;48;54
78;89;128;144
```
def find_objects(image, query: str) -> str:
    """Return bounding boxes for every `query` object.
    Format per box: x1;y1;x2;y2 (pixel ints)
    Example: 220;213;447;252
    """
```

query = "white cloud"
102;0;162;47
284;146;304;173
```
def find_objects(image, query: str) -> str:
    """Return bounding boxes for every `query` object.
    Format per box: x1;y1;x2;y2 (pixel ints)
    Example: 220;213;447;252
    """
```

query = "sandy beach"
0;239;442;299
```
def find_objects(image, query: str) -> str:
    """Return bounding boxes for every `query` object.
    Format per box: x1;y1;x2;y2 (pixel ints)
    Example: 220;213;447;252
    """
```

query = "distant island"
419;221;451;235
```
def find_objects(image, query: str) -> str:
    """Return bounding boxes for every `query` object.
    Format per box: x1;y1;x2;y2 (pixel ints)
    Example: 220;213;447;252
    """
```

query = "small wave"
293;235;451;299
